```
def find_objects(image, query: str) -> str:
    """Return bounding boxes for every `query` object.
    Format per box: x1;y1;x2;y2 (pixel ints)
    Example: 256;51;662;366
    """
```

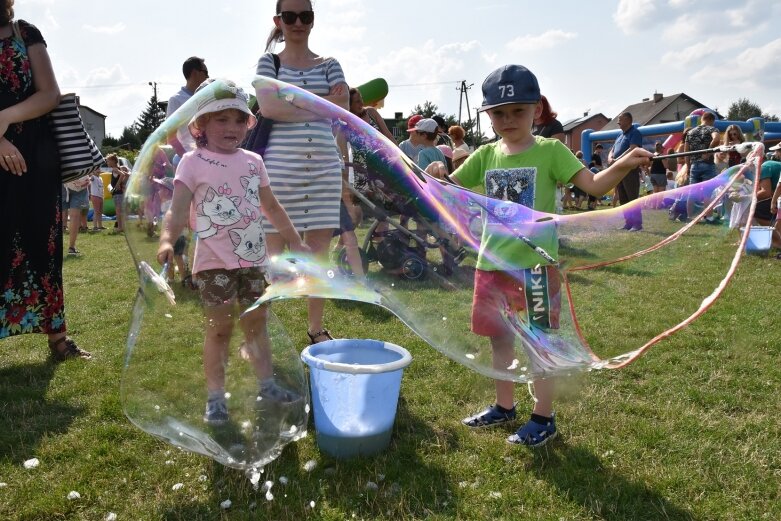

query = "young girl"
157;81;308;425
89;172;105;231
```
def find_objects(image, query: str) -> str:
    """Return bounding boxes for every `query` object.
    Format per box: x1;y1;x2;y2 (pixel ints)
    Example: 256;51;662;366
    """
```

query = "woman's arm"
367;107;397;143
0;42;61;175
0;42;60;136
321;82;349;110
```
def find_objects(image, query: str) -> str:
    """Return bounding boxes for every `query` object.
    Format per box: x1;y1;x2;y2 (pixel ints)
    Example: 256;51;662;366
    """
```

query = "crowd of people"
2;0;778;451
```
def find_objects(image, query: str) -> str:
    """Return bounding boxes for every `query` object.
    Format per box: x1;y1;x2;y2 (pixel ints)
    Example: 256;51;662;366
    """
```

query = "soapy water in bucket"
121;78;764;470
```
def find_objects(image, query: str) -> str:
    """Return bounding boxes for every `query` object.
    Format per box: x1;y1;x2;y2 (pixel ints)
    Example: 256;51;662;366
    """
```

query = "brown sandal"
307;329;334;345
48;336;92;362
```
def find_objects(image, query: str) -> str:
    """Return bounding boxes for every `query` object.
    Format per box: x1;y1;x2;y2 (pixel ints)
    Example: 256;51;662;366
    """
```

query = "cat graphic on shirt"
195;186;242;239
230;218;267;268
241;167;261;209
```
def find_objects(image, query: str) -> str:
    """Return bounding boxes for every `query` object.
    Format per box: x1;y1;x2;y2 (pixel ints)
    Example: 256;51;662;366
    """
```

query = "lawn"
1;216;780;521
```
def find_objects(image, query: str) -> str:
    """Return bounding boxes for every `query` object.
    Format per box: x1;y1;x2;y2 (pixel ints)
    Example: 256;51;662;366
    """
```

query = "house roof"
562;113;608;132
601;93;716;130
79;104;107;119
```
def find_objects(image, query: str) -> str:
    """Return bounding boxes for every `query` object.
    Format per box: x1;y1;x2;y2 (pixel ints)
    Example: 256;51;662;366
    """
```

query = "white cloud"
691;37;781;89
83;23;126;35
505;30;577;52
660;37;726;68
613;0;658;34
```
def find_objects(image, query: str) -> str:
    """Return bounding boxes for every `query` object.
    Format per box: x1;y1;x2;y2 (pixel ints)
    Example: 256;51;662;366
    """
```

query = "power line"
387;80;462;88
59;81;178;91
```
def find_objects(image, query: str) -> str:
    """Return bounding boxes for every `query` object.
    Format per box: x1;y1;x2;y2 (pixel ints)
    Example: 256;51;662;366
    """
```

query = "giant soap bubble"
121;80;308;472
121;78;764;470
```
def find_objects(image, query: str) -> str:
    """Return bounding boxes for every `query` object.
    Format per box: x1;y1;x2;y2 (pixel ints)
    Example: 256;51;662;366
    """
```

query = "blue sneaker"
461;404;516;428
203;398;229;426
506;414;557;447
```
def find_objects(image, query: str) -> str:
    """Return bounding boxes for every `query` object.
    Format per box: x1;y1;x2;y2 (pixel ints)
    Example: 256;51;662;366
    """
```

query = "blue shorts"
62;187;89;210
332;201;355;237
689;161;717;185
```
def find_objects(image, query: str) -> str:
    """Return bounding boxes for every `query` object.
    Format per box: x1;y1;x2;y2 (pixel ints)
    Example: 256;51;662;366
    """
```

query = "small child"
157;80;308;426
88;172;105;231
408;118;447;170
441;65;651;447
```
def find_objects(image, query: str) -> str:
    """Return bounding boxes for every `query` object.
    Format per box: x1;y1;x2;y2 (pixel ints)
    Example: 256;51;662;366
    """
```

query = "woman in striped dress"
256;0;348;344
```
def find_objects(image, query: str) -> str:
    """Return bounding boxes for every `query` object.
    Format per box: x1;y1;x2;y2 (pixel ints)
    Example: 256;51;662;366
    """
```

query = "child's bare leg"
173;254;188;281
491;333;516;410
530;378;554;417
203;304;235;394
341;230;364;277
238;304;273;380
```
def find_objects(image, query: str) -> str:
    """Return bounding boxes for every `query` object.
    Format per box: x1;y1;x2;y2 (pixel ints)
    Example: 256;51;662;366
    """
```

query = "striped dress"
256;53;345;233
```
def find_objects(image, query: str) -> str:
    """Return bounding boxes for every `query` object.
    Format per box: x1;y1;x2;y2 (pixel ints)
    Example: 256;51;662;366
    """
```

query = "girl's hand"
0;138;26;176
157;243;174;266
290;239;312;255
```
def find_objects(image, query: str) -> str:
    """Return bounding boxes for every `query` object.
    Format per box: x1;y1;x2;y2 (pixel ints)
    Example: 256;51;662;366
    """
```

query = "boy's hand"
425;161;448;179
617;148;653;169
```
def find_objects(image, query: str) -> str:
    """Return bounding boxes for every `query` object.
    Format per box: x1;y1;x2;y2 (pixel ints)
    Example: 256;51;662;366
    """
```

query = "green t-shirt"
451;136;583;270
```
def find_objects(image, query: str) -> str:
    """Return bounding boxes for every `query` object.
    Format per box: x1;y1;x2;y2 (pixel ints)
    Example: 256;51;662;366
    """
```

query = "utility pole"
148;81;158;100
456;80;474;126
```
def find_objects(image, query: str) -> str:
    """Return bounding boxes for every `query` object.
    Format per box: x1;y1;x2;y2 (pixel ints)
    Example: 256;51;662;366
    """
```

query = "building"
562;113;610;153
76;97;107;147
601;92;715;131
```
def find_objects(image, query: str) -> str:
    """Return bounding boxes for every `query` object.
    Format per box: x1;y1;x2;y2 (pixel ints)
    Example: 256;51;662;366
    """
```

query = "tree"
119;125;142;150
727;97;779;122
135;94;166;144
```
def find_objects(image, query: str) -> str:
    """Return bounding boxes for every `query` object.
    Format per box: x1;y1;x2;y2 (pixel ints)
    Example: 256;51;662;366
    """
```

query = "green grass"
1;219;780;520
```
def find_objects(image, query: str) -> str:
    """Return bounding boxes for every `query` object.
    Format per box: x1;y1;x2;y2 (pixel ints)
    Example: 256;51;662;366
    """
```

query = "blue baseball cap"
479;65;541;112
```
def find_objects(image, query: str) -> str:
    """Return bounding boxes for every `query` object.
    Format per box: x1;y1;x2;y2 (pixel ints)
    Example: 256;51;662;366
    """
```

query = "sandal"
48;336;92;362
307;328;334;344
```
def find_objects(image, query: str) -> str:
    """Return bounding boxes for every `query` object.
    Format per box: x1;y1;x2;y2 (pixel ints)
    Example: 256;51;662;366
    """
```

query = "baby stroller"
335;163;467;281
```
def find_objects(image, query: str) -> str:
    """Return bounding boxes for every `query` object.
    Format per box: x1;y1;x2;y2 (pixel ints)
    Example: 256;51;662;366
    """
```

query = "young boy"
408;118;447;170
439;65;651;447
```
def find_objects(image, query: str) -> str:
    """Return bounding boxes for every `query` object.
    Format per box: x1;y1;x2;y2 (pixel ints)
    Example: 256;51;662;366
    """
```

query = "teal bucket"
301;339;412;458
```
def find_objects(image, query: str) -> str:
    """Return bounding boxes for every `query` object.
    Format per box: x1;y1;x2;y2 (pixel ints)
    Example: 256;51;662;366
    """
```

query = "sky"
15;0;781;140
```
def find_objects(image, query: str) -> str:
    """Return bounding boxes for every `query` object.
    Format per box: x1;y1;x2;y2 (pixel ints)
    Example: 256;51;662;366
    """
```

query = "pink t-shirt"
175;148;271;274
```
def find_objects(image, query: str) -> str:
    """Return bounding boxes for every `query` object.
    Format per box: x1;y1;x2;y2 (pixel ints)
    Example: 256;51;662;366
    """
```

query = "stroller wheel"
333;246;370;276
400;254;427;281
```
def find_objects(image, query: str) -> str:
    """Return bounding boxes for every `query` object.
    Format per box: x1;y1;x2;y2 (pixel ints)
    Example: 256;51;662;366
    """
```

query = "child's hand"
618;148;653;170
425;161;448;180
329;84;346;96
290;240;312;255
157;242;174;267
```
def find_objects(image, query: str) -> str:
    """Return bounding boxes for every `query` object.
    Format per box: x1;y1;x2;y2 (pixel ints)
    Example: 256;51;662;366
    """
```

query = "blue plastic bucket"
300;339;412;458
741;226;773;254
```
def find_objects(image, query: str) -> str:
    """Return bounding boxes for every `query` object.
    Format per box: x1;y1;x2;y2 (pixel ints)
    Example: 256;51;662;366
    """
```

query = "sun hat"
437;144;453;159
406;114;423;130
768;143;781;151
188;80;256;135
452;148;470;162
479;65;541;112
408;118;438;133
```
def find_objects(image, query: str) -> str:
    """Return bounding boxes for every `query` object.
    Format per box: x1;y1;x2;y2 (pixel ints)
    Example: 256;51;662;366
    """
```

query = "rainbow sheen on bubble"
122;78;763;469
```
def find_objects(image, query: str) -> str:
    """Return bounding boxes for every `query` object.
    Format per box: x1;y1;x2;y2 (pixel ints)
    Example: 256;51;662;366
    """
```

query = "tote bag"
240;54;280;156
12;21;105;182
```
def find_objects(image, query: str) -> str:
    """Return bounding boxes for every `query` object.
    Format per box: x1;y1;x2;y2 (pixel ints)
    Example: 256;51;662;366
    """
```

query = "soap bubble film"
121;80;308;472
121;78;763;468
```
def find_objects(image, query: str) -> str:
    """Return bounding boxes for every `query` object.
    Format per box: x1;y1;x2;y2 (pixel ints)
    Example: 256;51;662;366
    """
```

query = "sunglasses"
277;10;314;25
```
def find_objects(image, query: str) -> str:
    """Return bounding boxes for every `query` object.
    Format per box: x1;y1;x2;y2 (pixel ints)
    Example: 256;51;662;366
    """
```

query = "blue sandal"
506;414;557;447
461;404;516;428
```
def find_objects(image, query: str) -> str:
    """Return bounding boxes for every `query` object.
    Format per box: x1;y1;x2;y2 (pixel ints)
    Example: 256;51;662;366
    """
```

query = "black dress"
0;20;65;339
